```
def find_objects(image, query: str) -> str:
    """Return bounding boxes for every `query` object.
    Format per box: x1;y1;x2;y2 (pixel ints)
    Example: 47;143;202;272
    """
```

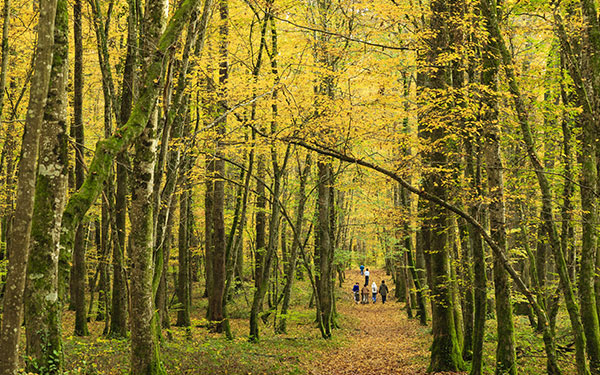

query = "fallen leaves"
309;269;431;375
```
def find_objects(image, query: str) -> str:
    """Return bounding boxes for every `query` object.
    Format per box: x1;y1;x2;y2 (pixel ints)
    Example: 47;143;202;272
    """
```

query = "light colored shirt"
365;270;370;276
372;282;378;293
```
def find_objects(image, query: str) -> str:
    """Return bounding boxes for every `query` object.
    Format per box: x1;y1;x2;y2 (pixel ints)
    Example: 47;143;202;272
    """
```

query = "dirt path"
311;269;431;375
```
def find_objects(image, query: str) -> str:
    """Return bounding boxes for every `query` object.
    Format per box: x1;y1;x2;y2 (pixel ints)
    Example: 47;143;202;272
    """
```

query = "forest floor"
52;268;436;374
309;268;432;375
28;267;576;374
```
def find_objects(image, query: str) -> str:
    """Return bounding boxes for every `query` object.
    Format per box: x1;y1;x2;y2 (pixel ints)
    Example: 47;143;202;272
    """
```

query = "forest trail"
311;269;432;375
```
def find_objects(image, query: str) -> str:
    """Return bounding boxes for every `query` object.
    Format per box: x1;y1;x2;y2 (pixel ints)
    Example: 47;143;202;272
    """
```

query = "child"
352;282;360;303
371;281;378;303
360;264;365;275
361;283;370;304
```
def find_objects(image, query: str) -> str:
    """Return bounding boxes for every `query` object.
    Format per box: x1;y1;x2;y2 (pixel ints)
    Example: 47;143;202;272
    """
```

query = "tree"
0;0;58;372
23;0;68;370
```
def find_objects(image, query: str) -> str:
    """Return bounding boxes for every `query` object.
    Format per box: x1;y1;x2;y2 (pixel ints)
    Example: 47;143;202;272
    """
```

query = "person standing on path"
360;264;365;275
371;281;378;303
364;268;370;285
352;282;360;304
379;280;389;304
361;283;370;304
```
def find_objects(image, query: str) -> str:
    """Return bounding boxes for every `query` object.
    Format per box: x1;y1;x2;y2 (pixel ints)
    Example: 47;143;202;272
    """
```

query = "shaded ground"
311;269;431;375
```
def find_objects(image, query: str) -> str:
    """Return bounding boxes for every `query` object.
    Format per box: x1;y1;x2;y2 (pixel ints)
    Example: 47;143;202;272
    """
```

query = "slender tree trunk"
71;0;89;337
277;153;310;334
315;158;334;339
128;0;170;373
176;158;191;327
57;6;202;351
468;139;487;375
0;0;9;122
110;0;138;339
206;0;228;333
0;0;58;372
24;0;68;370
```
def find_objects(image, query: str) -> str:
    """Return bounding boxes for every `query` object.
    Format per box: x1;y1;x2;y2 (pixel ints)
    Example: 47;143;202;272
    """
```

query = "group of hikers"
353;265;389;304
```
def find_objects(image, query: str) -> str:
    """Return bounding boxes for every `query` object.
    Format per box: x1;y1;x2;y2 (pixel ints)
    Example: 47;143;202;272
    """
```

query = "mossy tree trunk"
578;1;600;373
24;0;68;371
128;0;170;372
418;0;464;372
52;0;200;374
479;1;517;373
110;0;138;340
0;0;58;372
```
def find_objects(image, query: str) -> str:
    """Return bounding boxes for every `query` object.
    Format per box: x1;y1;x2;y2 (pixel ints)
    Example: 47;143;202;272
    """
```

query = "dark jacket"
379;283;389;296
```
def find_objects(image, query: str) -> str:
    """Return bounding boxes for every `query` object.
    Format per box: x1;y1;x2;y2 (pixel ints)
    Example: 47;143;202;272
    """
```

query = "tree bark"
479;1;517;372
206;0;228;333
71;0;89;337
128;0;169;372
176;158;191;327
418;0;464;371
277;153;310;334
24;0;68;370
0;0;58;372
484;1;587;372
110;0;138;339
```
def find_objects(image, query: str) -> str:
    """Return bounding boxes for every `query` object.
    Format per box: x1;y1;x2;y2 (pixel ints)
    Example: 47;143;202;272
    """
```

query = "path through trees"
312;269;431;375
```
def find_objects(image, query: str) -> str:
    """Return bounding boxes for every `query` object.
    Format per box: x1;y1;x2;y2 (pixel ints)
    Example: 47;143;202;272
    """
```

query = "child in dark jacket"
352;282;360;303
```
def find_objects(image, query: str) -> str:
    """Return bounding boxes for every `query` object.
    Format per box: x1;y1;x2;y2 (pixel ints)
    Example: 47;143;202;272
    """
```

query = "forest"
0;0;598;374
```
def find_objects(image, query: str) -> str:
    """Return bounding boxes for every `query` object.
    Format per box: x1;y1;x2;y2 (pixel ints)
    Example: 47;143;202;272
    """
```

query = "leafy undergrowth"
481;310;578;375
59;294;342;374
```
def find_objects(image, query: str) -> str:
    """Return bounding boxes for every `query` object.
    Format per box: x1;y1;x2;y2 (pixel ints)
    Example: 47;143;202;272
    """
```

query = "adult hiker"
379;280;389;304
371;281;378;303
360;264;365;275
364;268;370;285
352;282;360;304
361;283;370;304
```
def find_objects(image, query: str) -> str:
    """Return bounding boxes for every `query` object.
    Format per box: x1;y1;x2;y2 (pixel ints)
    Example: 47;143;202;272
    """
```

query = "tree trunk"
0;0;58;371
128;0;170;373
110;0;138;339
24;0;68;370
206;0;228;334
479;2;517;372
176;161;191;327
419;0;464;371
277;153;310;334
58;0;202;312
